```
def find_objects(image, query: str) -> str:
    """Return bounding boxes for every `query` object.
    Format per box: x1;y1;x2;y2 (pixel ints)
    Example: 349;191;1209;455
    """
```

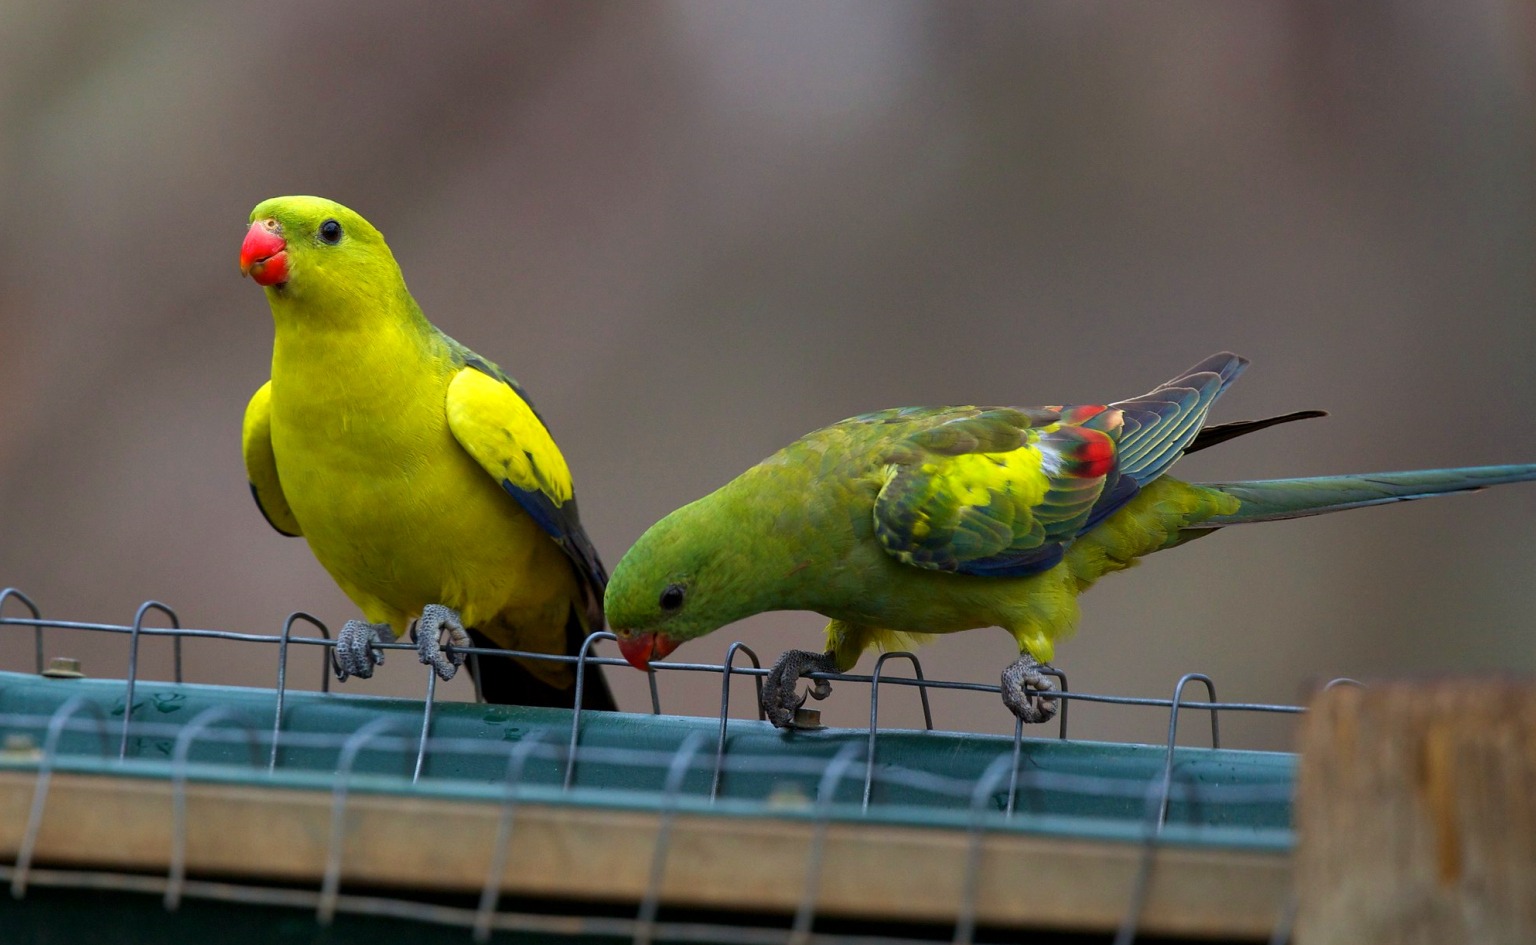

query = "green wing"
241;381;302;537
872;409;1117;577
870;353;1251;577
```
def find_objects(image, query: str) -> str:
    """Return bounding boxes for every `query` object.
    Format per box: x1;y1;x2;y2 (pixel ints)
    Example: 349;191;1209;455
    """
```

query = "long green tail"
1195;464;1536;526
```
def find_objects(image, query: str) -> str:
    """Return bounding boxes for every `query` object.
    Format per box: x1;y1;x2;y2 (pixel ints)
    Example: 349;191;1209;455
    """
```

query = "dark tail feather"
1195;464;1536;526
1184;410;1328;455
466;610;616;711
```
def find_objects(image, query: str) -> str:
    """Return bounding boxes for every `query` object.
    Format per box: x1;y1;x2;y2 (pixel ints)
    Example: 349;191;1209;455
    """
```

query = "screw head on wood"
41;656;84;679
2;733;40;760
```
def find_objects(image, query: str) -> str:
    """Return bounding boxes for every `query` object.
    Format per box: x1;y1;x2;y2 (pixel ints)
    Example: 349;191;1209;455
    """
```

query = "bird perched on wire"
239;196;613;710
604;352;1536;727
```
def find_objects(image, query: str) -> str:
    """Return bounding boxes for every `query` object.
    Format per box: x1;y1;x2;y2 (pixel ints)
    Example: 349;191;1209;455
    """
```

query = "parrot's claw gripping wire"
413;604;470;681
1000;653;1060;724
762;649;839;729
332;620;395;682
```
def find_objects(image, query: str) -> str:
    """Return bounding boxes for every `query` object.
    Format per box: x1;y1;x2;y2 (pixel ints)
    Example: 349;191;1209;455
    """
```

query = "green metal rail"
0;671;1293;845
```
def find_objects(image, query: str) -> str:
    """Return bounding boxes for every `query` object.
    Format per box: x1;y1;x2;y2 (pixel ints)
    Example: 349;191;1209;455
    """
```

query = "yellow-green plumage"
241;196;607;702
827;476;1238;669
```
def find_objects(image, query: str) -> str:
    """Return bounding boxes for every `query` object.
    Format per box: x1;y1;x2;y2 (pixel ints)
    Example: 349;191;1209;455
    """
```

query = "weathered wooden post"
1294;682;1536;944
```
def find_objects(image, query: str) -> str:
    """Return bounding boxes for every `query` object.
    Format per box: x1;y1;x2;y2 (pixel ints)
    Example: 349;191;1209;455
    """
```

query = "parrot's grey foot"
1001;654;1059;724
333;620;395;682
762;649;839;729
413;604;470;681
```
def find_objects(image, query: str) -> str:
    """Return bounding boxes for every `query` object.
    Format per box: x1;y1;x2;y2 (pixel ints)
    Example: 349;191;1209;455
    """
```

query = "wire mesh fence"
0;586;1321;943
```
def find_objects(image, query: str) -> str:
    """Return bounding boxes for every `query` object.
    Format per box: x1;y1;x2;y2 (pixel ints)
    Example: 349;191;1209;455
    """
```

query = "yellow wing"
445;364;607;626
241;381;302;537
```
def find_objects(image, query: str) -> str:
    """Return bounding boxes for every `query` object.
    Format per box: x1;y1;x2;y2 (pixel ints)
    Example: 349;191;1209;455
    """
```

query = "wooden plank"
0;769;1287;938
1294;682;1536;944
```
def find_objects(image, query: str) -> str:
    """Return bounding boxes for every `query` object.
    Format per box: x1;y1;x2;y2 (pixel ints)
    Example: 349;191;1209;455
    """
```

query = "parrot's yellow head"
240;196;405;314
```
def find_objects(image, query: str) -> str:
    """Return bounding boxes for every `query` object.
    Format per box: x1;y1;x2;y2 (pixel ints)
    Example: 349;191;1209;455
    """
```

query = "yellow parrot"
239;196;613;709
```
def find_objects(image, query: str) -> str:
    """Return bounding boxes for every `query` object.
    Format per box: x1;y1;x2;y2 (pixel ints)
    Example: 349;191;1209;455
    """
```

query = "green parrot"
604;353;1536;727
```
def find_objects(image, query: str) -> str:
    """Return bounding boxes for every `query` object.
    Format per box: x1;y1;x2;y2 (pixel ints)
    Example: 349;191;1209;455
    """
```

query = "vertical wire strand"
120;601;179;758
790;744;864;945
413;666;438;783
271;612;328;771
564;631;616;790
1113;673;1218;945
472;733;545;942
11;696;110;898
166;708;260;910
953;754;1016;945
633;734;705;945
317;718;409;924
710;642;763;801
863;651;935;811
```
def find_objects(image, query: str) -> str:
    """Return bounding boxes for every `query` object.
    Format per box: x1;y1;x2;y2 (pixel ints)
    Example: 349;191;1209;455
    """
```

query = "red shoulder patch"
1046;426;1117;480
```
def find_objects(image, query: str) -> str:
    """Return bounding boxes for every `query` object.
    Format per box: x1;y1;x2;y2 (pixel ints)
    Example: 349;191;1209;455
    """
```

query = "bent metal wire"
0;587;1311;944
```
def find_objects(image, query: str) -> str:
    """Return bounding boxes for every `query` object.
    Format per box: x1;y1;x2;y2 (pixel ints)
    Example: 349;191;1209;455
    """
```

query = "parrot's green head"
606;487;792;672
240;196;405;315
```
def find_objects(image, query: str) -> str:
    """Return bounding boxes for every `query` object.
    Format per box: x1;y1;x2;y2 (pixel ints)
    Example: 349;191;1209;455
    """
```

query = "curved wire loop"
789;743;864;945
1037;665;1070;740
710;642;764;801
270;612;330;770
952;753;1017;945
165;707;261;910
564;631;616;790
472;733;547;942
1175;672;1220;752
1112;672;1219;945
633;734;706;945
120;601;181;758
11;695;110;898
317;716;410;924
0;588;44;675
862;651;935;811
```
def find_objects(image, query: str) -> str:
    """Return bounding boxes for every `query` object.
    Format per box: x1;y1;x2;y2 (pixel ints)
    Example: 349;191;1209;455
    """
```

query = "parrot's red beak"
616;631;681;671
240;219;288;286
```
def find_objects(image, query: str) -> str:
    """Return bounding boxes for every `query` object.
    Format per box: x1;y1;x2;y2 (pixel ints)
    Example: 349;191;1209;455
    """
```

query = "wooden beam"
0;769;1287;938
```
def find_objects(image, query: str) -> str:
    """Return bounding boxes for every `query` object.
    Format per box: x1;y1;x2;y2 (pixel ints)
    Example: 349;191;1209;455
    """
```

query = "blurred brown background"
2;2;1533;750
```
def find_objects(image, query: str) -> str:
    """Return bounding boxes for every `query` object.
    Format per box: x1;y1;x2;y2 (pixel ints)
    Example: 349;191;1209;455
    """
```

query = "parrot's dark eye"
318;219;343;244
659;584;686;613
